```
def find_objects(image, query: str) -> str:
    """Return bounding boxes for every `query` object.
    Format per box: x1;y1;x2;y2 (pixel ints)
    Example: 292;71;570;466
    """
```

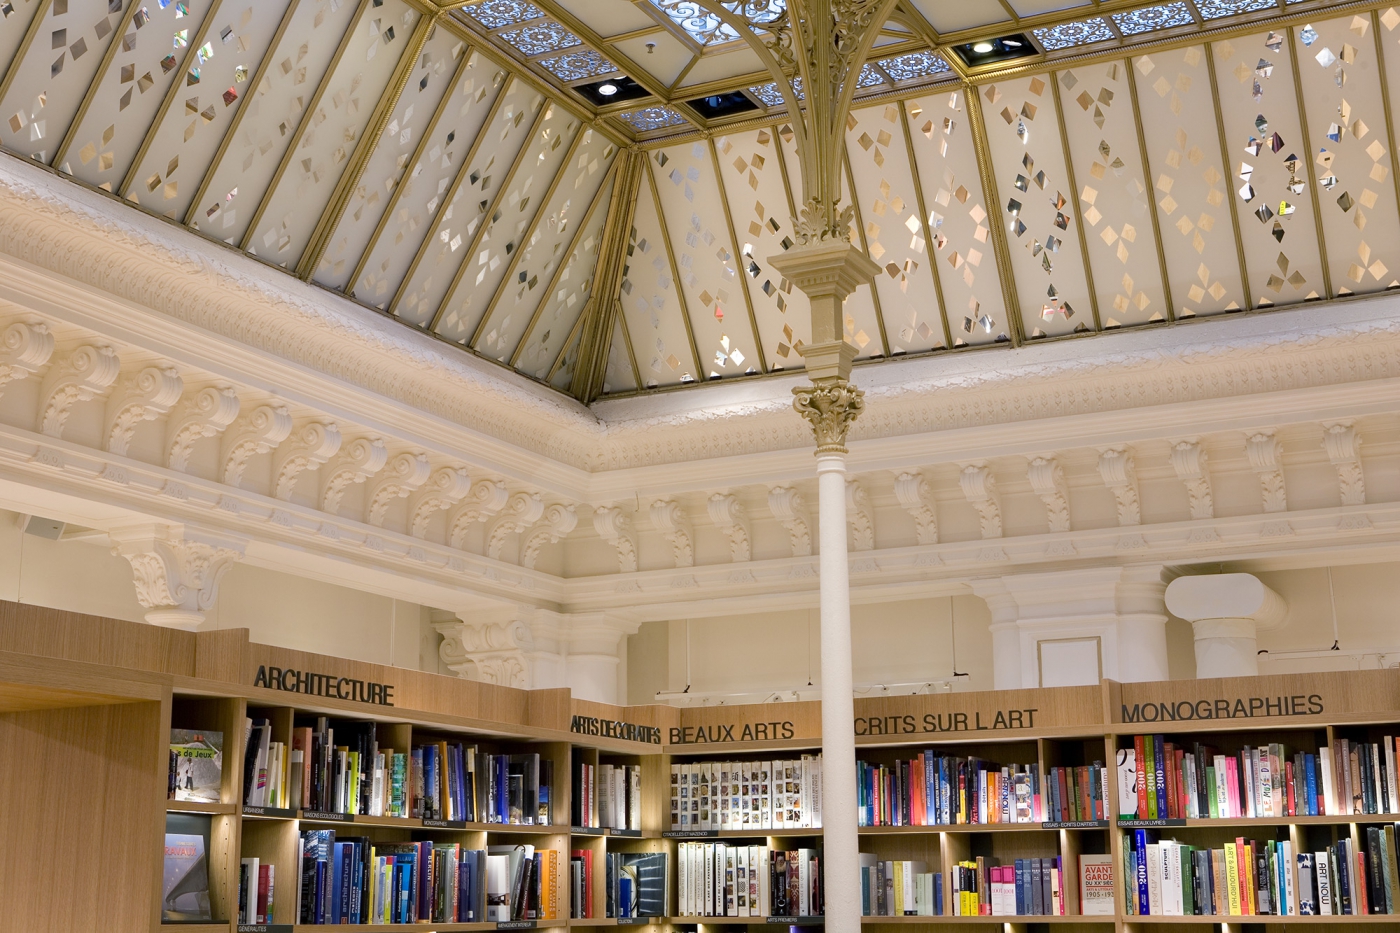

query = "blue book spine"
1135;829;1151;915
1305;753;1319;816
331;842;344;923
348;842;361;924
1013;858;1025;915
425;746;437;817
934;872;943;915
419;841;434;920
619;875;634;919
398;862;412;923
940;758;951;825
458;859;469;922
313;860;326;924
922;752;933;825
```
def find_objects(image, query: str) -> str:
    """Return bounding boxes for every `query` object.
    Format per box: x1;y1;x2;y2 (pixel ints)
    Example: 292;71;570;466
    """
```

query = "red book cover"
912;757;924;825
1357;851;1370;915
1057;768;1070;822
1078;766;1091;822
1163;744;1176;819
1134;736;1148;820
257;863;271;923
1285;761;1296;816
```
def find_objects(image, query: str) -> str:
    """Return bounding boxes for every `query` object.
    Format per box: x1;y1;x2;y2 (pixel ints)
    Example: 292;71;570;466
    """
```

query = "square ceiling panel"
611;31;692;86
1005;0;1092;18
550;0;658;37
677;43;764;91
907;0;1011;36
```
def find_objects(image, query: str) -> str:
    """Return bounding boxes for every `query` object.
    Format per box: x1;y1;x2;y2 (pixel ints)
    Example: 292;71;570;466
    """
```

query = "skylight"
649;0;787;46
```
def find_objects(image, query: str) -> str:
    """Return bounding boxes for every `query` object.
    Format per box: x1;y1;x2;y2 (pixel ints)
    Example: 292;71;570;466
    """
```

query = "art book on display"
1080;854;1116;916
170;728;223;803
162;833;212;921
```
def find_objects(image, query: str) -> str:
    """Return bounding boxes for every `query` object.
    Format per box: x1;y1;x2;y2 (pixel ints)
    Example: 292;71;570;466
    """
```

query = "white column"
1165;573;1287;678
816;452;858;933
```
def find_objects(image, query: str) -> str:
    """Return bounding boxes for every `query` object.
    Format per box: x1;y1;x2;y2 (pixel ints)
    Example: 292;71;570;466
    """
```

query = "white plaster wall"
0;509;447;673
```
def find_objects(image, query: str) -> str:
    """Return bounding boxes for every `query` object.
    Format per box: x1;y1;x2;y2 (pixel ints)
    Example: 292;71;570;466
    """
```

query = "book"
162;833;212;921
169;728;223;803
1078;853;1114;916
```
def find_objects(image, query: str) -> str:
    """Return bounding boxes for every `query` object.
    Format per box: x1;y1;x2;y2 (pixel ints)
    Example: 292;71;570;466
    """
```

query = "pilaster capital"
792;379;865;454
433;608;533;688
109;523;247;630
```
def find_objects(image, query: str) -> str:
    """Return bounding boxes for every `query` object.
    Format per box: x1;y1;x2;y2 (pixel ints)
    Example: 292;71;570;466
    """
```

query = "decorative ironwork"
500;21;581;57
877;50;951;82
537;49;617;81
616;106;688;132
460;1;546;30
1111;3;1194;36
649;0;787;46
1033;18;1115;51
1195;0;1276;19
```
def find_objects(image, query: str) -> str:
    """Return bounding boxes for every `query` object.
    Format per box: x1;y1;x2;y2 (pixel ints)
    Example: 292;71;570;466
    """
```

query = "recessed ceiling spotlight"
954;33;1037;66
572;75;648;105
598;82;618;96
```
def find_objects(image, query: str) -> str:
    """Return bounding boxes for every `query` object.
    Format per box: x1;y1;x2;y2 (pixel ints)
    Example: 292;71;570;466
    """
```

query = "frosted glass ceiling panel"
982;75;1095;338
312;25;466;288
601;314;637;395
436;101;581;344
126;1;288;223
0;0;46;77
1302;14;1400;294
472;126;615;362
191;0;360;245
1132;45;1247;319
392;77;544;328
847;101;945;353
717;126;821;371
343;53;505;307
247;0;421;267
0;0;131;162
1213;30;1325;306
515;188;608;380
906;90;1006;348
1056;61;1167;330
60;0;213;199
624;166;697;388
652;140;762;380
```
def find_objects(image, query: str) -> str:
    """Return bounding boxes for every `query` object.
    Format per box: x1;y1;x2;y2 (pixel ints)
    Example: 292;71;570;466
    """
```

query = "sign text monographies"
571;715;661;744
670;721;796;744
253;665;395;706
856;708;1039;735
1121;694;1323;724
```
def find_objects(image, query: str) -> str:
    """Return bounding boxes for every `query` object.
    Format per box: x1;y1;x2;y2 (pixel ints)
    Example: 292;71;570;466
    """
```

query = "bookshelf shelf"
861;917;1114;924
167;800;238;815
1115;815;1400;829
1117;915;1400;924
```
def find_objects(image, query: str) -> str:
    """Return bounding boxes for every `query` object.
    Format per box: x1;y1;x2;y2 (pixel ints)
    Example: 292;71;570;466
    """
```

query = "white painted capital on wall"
108;523;247;630
1166;572;1287;679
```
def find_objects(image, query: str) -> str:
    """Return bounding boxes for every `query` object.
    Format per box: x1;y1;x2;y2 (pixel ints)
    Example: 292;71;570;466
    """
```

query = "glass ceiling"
0;0;1385;402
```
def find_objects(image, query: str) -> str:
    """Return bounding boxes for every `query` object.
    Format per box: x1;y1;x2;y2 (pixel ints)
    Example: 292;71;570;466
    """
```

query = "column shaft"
817;453;858;933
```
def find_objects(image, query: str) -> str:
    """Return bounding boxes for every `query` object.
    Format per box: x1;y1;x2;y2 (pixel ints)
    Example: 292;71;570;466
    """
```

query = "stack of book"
1122;734;1400;819
856;753;1043;826
670;757;823;830
297;832;557;923
950;856;1065;915
858;854;942;916
242;718;291;809
605;851;669;919
1125;827;1400;915
572;760;641;830
238;858;275;924
1044;762;1110;822
674;842;822;917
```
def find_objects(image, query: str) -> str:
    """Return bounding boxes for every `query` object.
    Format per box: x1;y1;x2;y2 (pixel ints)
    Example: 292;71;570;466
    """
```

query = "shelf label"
1042;820;1109;829
610;828;642;837
423;818;468;829
616;918;660;925
1120;694;1323;724
663;830;719;838
253;664;395;706
1118;818;1186;827
571;826;605;836
571;714;662;744
241;805;297;819
236;926;293;933
497;921;538;930
765;916;823;925
302;810;354;823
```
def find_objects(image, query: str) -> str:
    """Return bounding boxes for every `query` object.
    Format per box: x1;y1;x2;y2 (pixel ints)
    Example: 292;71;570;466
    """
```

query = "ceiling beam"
615;292;644;391
343;43;480;296
179;0;306;223
387;71;514;315
1370;7;1400;282
54;0;204;174
510;155;622;367
571;148;647;403
238;0;376;251
427;95;554;334
469;120;592;349
299;12;440;279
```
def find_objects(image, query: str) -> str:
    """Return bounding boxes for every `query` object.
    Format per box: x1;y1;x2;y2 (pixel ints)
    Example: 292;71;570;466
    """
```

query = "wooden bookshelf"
2;602;1400;931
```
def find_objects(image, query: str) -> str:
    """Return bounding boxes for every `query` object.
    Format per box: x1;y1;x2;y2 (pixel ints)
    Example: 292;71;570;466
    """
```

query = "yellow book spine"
893;862;904;916
1224;842;1241;915
1244;844;1256;915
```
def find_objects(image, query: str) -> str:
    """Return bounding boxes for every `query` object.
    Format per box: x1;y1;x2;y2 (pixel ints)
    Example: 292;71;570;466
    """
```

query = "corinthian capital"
792;379;865;455
109;524;246;630
433;612;533;688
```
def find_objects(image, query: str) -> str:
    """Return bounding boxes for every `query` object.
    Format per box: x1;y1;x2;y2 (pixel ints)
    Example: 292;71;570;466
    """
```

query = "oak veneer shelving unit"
3;601;1400;933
